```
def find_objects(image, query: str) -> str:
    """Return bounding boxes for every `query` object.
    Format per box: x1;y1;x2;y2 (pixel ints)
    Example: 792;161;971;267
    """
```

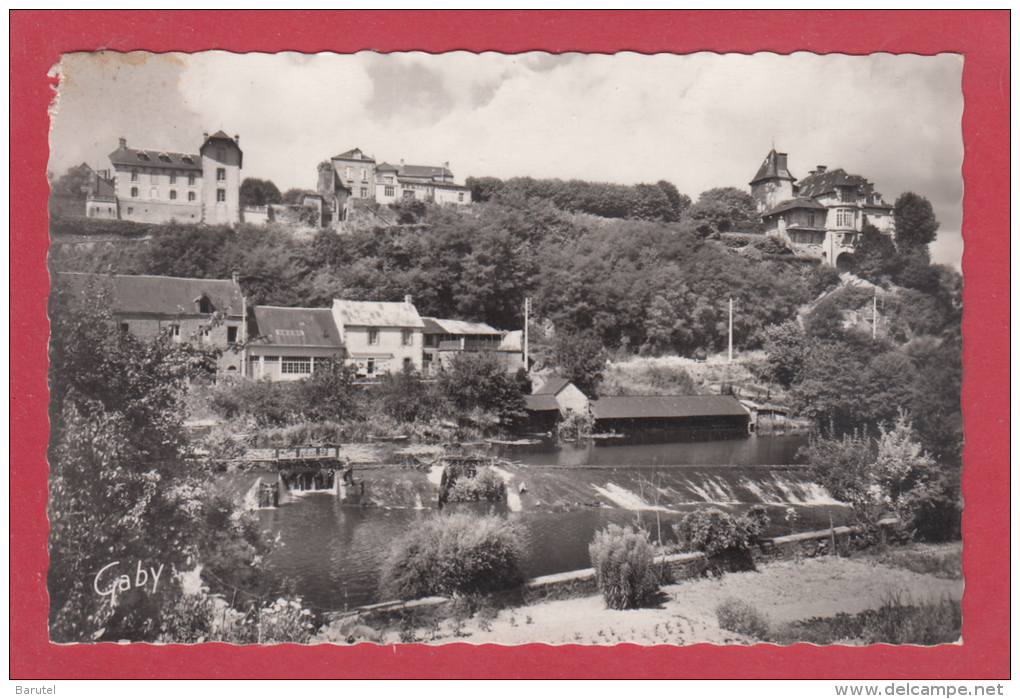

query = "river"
242;434;850;614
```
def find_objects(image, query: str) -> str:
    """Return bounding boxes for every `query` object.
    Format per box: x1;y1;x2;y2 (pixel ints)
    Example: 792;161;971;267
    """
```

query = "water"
244;434;850;612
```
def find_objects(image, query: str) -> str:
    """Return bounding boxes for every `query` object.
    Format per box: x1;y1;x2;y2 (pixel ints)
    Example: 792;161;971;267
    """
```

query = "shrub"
673;505;769;559
446;467;507;503
588;524;659;610
556;410;594;441
379;513;525;600
715;598;771;640
208;379;301;427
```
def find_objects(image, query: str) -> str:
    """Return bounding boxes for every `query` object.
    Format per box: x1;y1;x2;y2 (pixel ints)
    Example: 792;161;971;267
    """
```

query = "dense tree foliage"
464;175;690;222
687;187;759;236
47;282;270;642
894;192;940;256
240;178;282;207
554;329;607;395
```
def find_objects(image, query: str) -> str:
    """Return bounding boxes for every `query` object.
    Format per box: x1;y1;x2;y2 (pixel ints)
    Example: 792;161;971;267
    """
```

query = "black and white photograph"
46;50;965;647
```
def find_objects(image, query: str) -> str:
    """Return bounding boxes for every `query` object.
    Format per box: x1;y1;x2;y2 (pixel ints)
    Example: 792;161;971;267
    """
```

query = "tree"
554;329;607;395
656;180;692;222
894;192;939;256
301;356;362;423
240;178;283;207
854;222;901;283
47;284;266;642
281;188;310;205
687;187;759;236
760;320;809;388
438;353;529;432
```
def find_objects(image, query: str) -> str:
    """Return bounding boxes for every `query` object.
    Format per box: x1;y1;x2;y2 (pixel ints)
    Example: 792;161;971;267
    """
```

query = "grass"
862;545;963;580
770;596;962;646
715;598;771;641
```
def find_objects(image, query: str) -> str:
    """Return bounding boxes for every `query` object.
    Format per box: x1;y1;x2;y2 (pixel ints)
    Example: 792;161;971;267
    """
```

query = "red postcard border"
10;10;1010;679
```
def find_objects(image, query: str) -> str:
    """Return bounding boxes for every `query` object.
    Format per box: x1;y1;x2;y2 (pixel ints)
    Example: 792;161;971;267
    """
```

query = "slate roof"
796;169;867;199
55;273;244;316
333;148;374;161
750;149;795;185
422;317;501;336
525;395;561;412
251;306;342;348
109;146;203;171
761;197;827;218
399;164;453;180
533;377;571;396
332;300;425;328
589;395;749;421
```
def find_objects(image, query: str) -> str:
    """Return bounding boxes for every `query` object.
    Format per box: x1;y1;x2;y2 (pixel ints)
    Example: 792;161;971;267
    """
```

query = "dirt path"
382;556;963;645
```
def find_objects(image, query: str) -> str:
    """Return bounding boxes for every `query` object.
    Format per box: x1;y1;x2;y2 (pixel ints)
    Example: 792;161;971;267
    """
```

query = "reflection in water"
251;434;847;612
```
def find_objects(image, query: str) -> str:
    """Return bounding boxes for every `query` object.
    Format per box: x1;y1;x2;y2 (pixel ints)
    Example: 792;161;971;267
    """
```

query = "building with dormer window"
750;149;895;269
91;131;242;225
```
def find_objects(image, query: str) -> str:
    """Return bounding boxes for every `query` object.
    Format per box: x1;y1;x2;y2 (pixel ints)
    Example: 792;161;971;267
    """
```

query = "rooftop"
332;299;424;328
55;273;244;316
589;395;749;421
251;306;342;348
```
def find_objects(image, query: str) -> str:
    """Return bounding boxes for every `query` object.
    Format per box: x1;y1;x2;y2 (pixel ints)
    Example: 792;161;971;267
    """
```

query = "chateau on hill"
750;149;895;269
86;131;243;225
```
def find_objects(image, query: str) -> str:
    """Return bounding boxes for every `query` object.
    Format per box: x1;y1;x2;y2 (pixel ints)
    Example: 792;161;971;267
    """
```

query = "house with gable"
750;149;895;269
420;317;524;375
332;297;425;378
54;272;248;375
318;147;472;228
90;131;242;225
247;306;346;381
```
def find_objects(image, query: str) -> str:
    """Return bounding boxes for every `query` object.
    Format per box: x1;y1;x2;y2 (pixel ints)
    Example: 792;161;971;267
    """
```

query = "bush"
446;467;507;503
673;505;769;559
588;525;659;610
208;379;301;426
379;513;525;600
556;410;594;441
715;598;771;640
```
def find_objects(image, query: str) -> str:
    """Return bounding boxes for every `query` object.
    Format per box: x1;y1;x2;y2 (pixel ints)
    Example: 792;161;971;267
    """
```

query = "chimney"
400;159;405;168
203;132;209;141
816;165;827;173
404;294;413;305
118;137;127;149
231;268;240;285
234;134;240;144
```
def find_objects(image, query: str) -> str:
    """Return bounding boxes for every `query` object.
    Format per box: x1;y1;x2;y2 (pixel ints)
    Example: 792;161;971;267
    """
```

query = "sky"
49;51;964;267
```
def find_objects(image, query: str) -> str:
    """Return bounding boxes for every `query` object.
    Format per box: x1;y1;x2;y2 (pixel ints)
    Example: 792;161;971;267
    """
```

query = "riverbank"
313;543;963;645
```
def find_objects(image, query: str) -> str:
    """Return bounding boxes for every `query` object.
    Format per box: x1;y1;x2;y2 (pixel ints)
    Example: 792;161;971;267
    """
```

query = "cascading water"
241;434;851;612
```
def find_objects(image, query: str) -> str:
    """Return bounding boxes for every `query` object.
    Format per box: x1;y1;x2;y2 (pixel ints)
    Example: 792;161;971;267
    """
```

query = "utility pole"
728;297;734;364
524;297;531;373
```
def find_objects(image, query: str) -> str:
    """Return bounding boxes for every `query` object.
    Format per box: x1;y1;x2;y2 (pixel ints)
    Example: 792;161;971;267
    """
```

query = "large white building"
750;149;895;269
88;131;242;225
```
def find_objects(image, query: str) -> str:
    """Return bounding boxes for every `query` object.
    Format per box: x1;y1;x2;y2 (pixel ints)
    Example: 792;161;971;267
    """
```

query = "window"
170;323;181;341
281;357;312;374
264;356;279;362
127;207;133;215
385;186;395;197
130;187;138;198
217;189;226;202
131;170;138;182
808;212;817;227
188;173;196;186
188;191;196;202
402;329;413;346
403;358;413;371
198;297;213;314
458;192;464;202
182;156;194;166
150;187;158;199
151;173;158;183
836;209;854;228
360;188;368;198
169;190;177;200
120;322;129;333
368;328;379;345
217;168;226;181
366;359;375;375
227;326;238;343
345;166;352;180
361;168;367;181
169;174;176;184
198;326;210;343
